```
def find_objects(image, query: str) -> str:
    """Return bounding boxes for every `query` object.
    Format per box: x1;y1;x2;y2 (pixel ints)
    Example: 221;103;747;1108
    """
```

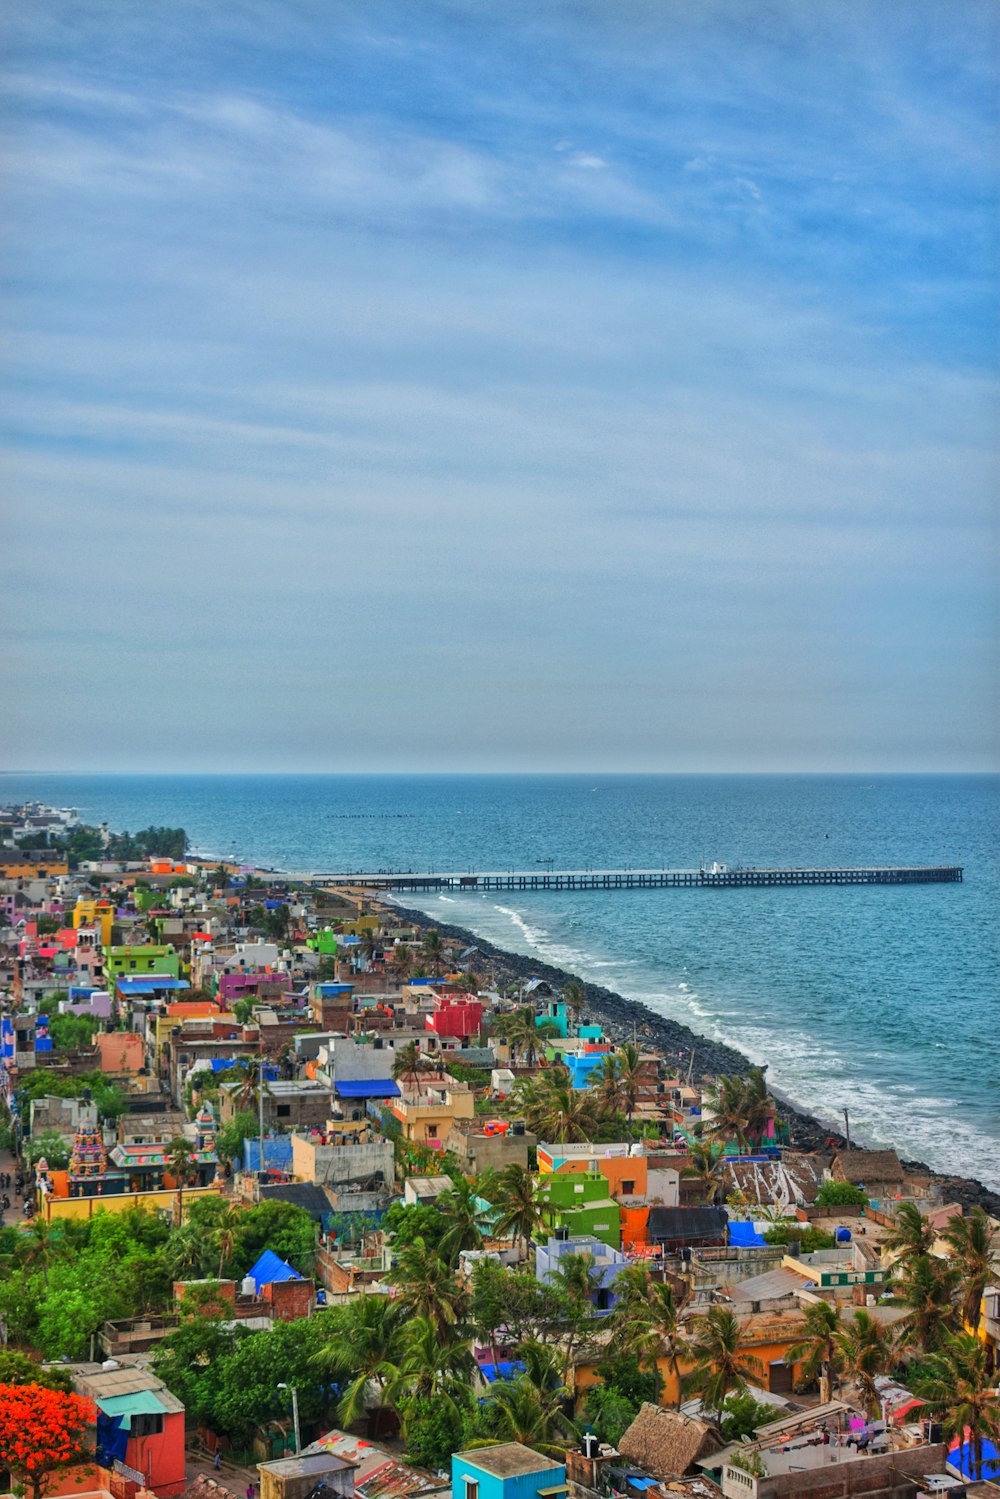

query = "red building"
425;994;483;1039
79;1367;186;1497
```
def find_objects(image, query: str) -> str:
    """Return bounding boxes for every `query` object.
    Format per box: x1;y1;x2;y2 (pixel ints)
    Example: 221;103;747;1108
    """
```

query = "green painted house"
106;943;180;987
538;1171;621;1249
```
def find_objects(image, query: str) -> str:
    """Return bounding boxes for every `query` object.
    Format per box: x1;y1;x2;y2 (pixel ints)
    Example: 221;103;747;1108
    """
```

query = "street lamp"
276;1383;301;1455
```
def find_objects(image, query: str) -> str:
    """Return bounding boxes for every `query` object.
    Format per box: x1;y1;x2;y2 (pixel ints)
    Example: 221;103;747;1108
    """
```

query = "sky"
1;0;998;773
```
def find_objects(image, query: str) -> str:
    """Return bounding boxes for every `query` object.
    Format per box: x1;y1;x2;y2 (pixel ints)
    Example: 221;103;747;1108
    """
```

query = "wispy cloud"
0;0;997;770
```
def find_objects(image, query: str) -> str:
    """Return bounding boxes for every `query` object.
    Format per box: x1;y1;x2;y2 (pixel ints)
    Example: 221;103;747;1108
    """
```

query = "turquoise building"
453;1444;567;1499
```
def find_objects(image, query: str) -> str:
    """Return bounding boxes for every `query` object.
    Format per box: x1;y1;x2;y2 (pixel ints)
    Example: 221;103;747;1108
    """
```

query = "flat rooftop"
456;1443;564;1479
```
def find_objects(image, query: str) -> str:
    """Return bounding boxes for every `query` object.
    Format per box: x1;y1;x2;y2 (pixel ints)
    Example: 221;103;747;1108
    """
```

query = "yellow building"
40;1182;222;1224
72;898;115;947
389;1072;475;1147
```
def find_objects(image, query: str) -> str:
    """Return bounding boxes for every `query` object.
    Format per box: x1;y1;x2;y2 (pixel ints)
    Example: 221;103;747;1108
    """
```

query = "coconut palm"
740;1069;775;1151
394;944;415;983
387;1238;469;1336
360;929;378;971
166;1224;207;1280
562;980;586;1026
615;1043;644;1137
421;929;445;976
702;1074;750;1152
17;1217;57;1289
882;1202;936;1269
392;1040;428;1085
529;1076;600;1144
548;1250;601;1381
499;1006;553;1068
943;1208;998;1334
591;1053;627;1122
436;1178;487;1265
477;1370;580;1457
166;1136;196;1221
385;1312;475;1403
785;1298;840;1403
684;1307;763;1424
212;1204;244;1279
682;1140;726;1204
312;1294;404;1427
484;1164;546;1260
834;1309;894;1416
893;1254;959;1354
612;1264;687;1407
911;1332;1000;1481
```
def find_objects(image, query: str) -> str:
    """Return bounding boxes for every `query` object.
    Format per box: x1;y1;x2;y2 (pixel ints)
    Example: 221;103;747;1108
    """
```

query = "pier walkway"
316;865;963;893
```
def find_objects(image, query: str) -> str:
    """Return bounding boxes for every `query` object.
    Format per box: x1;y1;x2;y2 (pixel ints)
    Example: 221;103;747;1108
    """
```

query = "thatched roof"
618;1404;723;1477
833;1149;904;1185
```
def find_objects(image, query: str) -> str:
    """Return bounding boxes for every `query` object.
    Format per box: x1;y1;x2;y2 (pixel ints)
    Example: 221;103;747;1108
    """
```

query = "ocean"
3;772;997;1189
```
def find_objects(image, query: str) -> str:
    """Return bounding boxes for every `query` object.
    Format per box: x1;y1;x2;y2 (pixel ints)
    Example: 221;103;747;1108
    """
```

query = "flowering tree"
0;1383;95;1499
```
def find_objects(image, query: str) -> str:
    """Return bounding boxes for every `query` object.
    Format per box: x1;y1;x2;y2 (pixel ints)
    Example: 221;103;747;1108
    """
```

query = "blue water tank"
835;1226;853;1244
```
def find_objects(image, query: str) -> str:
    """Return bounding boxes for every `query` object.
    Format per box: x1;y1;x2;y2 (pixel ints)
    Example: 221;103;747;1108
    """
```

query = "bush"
815;1180;868;1207
763;1224;836;1252
721;1391;784;1441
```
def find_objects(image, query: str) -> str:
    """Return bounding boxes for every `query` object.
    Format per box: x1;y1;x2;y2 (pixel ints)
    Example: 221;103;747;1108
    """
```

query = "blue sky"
2;0;997;772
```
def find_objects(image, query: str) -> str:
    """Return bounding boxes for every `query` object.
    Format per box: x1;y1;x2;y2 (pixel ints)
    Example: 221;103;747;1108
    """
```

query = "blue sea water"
3;772;997;1188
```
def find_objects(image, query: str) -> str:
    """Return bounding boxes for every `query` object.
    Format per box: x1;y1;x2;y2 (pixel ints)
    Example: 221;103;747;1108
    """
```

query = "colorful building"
452;1444;567;1499
538;1172;622;1249
106;943;180;987
538;1140;648;1199
426;993;483;1039
84;1366;186;1497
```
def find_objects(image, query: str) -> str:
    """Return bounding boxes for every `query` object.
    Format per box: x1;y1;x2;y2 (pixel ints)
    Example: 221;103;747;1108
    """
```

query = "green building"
538;1171;621;1249
106;943;180;987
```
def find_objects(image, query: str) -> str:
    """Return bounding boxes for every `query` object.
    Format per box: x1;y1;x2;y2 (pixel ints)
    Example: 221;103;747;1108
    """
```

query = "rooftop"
456;1443;564;1479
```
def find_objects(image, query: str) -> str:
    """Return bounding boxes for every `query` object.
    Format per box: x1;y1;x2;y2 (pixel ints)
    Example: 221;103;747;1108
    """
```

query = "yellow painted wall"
574;1333;806;1407
42;1183;221;1223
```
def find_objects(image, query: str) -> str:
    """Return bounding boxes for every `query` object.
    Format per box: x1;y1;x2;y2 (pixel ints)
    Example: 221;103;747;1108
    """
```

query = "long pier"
317;865;963;893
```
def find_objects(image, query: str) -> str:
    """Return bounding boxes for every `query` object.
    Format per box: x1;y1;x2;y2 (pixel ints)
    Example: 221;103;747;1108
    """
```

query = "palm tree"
421;929;445;976
387;1238;469;1336
484;1164;545;1260
166;1225;207;1280
615;1043;643;1137
612;1264;687;1406
740;1069;775;1151
312;1294;404;1427
436;1178;487;1265
166;1136;196;1222
911;1332;1000;1480
212;1204;244;1279
386;1312;475;1405
893;1254;959;1354
394;944;415;984
477;1371;580;1457
562;980;586;1027
834;1309;894;1416
682;1140;726;1204
549;1250;600;1381
785;1299;840;1403
882;1202;936;1269
392;1040;428;1085
703;1074;752;1152
684;1307;763;1424
943;1208;998;1334
523;1067;600;1143
17;1218;56;1289
360;929;378;971
591;1052;626;1123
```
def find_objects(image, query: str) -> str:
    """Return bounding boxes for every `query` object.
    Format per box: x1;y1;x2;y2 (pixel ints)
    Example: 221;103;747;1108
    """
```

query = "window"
621;1180;635;1195
427;1124;438;1140
131;1413;164;1437
276;1104;291;1118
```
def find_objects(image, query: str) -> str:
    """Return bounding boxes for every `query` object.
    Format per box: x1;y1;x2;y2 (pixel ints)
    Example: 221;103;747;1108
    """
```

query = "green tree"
475;1367;579;1457
481;1163;546;1261
720;1391;785;1442
217;1111;259;1166
0;1348;72;1391
834;1309;894;1416
387;1238;469;1336
943;1208;998;1334
681;1140;726;1204
436;1178;487;1265
893;1254;959;1354
584;1353;661;1446
785;1298;840;1402
611;1265;687;1405
312;1294;404;1427
911;1332;1000;1481
421;928;445;976
684;1308;763;1424
23;1130;71;1170
815;1180;868;1208
153;1313;243;1428
882;1201;936;1268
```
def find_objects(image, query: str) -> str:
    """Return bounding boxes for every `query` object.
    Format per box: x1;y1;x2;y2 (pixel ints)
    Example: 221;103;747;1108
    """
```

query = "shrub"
816;1180;868;1207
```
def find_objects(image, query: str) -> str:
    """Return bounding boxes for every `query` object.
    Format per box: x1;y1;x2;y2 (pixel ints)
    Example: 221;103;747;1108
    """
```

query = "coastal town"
1;803;998;1499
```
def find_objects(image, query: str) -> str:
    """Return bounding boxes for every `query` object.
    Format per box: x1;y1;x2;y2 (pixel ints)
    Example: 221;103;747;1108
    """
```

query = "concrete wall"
292;1133;394;1188
722;1444;948;1499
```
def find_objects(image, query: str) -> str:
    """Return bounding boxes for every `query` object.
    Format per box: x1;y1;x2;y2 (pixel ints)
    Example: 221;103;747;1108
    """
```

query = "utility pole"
843;1107;851;1149
258;1057;266;1182
278;1383;301;1454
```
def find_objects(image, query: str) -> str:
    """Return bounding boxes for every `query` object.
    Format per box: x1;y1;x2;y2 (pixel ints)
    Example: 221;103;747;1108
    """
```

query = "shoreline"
381;896;1000;1219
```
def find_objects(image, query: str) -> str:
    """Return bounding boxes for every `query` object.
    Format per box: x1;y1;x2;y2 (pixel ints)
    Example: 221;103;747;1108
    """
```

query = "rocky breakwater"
386;899;1000;1215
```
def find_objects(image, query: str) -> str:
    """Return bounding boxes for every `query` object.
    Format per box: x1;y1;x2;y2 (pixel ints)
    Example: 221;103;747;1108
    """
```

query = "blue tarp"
248;1248;302;1293
949;1437;1000;1481
211;1058;279;1077
242;1135;294;1172
728;1222;767;1248
115;977;190;992
95;1412;128;1466
335;1079;400;1098
479;1360;527;1383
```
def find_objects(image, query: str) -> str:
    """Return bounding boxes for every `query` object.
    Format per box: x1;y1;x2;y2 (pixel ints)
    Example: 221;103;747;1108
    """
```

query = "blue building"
453;1444;567;1499
535;1233;628;1313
